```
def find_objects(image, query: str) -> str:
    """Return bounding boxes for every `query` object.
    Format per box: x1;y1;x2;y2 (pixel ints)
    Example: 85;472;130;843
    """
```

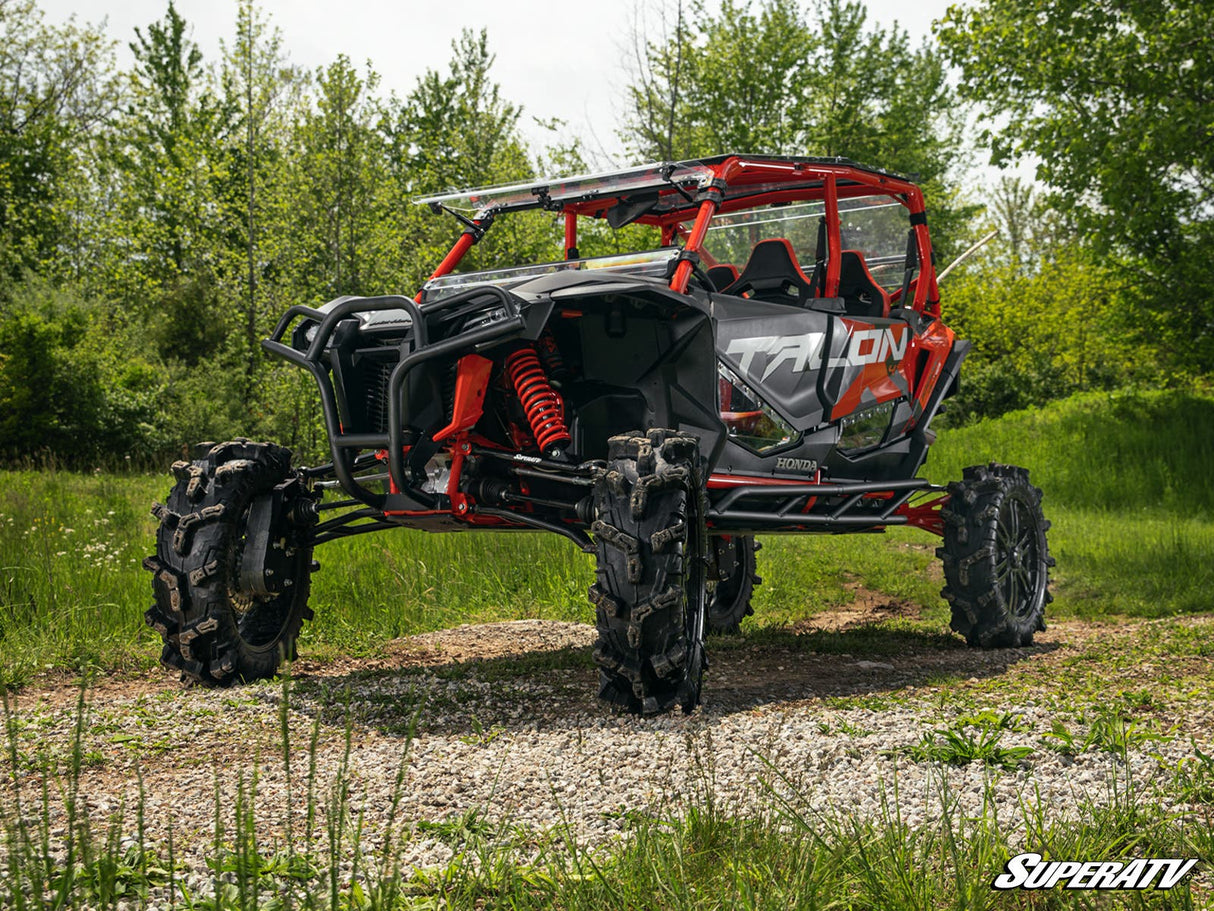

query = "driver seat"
721;239;815;307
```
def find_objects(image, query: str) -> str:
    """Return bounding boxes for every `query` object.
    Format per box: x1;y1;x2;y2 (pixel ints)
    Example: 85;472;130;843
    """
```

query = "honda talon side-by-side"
144;154;1053;715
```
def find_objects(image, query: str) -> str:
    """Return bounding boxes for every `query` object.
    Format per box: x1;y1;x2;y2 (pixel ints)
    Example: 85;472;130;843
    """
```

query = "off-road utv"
144;155;1053;715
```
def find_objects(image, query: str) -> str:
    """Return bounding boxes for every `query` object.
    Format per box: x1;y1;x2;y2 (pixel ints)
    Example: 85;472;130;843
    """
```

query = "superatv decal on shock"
725;325;909;378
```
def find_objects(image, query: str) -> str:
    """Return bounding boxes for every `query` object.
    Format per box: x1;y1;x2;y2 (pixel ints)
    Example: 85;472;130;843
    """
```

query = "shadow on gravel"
283;622;1062;740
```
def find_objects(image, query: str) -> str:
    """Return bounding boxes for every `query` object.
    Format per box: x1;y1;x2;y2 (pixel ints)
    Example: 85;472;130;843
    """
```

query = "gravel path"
3;613;1213;894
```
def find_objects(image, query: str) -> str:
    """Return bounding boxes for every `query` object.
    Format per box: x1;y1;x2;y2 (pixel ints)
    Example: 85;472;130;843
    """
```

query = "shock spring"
504;346;571;456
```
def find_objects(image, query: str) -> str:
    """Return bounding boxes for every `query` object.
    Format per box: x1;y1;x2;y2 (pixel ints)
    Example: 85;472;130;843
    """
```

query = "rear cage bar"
263;286;527;511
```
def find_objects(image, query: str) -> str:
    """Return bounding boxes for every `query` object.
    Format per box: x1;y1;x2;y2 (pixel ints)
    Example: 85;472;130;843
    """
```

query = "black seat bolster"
837;251;890;319
706;264;739;291
723;238;815;306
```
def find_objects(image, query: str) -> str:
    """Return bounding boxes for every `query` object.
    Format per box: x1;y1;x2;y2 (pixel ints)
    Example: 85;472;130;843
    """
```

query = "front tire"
937;463;1053;648
144;440;317;684
590;429;708;715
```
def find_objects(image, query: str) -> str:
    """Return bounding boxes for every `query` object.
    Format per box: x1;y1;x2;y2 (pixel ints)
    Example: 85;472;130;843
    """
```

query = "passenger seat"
837;250;890;319
706;264;739;291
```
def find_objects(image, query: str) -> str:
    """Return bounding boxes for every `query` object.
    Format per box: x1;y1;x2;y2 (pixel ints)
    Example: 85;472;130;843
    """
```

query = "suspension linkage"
470;444;601;479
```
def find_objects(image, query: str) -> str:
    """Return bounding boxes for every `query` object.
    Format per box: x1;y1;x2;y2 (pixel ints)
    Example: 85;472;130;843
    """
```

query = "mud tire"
706;536;760;634
144;440;316;684
937;463;1054;648
590;428;708;715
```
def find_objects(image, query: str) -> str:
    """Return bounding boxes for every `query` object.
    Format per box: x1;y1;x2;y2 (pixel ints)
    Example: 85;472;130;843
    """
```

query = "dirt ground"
17;596;1211;733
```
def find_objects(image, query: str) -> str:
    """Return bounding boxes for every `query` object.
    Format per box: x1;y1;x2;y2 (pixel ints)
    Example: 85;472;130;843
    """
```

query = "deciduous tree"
937;0;1214;368
0;0;115;282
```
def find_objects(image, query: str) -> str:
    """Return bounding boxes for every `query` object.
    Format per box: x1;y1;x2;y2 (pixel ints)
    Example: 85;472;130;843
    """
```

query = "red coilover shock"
504;346;571;456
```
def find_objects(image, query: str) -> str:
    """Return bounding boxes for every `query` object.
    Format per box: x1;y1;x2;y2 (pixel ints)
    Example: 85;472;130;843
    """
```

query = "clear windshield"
838;197;909;290
700;196;910;291
422;249;679;300
702;201;826;268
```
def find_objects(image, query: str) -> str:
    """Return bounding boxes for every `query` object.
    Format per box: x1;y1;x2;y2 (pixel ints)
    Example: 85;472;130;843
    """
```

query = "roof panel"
413;160;716;214
412;155;914;220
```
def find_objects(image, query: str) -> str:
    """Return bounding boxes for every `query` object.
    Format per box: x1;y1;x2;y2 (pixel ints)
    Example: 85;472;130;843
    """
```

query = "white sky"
34;0;956;164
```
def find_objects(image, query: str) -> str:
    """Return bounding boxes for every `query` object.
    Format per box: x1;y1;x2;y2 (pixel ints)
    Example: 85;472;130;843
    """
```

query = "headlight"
839;400;894;451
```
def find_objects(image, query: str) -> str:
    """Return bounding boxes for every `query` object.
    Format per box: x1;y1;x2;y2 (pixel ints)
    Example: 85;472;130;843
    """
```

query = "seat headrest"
706;264;739;291
723;239;815;305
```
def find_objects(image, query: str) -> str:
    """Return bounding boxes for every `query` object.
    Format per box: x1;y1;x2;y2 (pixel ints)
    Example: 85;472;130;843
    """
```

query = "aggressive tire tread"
938;463;1054;648
591;428;708;715
144;439;315;685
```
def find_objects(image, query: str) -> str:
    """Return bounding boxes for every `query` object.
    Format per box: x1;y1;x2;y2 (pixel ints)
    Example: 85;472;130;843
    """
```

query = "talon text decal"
726;326;908;379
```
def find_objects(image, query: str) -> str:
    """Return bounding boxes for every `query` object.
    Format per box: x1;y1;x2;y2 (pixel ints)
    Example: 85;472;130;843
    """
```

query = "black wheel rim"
681;485;708;710
227;503;299;651
994;494;1042;620
707;536;743;624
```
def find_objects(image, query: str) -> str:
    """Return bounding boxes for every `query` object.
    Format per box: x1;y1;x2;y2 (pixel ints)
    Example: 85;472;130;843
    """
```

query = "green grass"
2;681;1207;910
1;386;1211;684
925;387;1214;620
0;470;162;684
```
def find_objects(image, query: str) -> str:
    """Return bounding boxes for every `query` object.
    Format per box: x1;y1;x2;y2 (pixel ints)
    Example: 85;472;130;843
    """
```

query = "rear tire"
937;463;1053;648
706;536;760;634
590;429;708;715
144;440;317;684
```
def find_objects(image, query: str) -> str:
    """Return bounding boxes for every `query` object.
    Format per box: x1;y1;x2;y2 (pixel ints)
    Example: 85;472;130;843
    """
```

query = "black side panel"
714;295;833;427
713;293;915;432
544;288;726;466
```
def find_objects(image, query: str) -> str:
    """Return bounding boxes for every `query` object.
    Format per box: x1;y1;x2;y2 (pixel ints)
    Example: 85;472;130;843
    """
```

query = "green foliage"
0;2;116;282
218;0;301;405
116;1;233;285
625;0;956;168
938;0;1214;370
928;387;1214;514
291;54;384;297
631;0;810;157
385;29;562;281
1041;710;1173;759
1173;743;1214;805
903;726;1033;770
927;387;1214;620
0;280;171;462
623;0;970;253
941;244;1138;423
0;5;557;464
898;710;1034;770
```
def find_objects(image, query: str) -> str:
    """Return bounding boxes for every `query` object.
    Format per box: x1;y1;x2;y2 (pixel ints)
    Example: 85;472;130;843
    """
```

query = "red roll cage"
414;154;941;315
